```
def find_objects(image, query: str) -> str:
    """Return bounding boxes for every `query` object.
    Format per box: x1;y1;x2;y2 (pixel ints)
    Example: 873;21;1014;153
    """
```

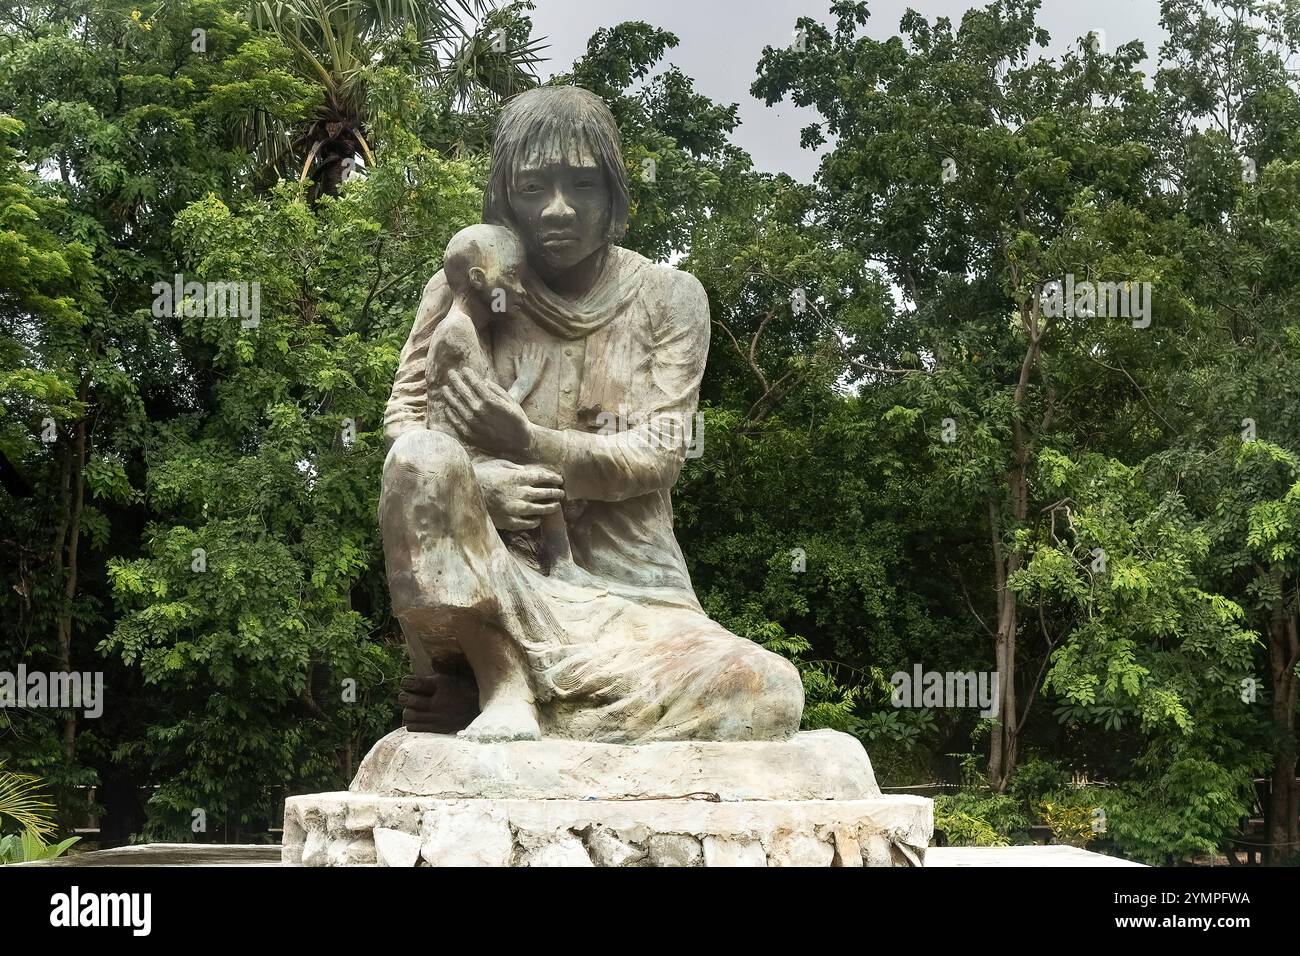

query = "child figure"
414;224;591;741
425;223;576;578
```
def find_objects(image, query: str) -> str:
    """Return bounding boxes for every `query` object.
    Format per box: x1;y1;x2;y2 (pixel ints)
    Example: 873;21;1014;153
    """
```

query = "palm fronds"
244;0;545;192
0;762;56;838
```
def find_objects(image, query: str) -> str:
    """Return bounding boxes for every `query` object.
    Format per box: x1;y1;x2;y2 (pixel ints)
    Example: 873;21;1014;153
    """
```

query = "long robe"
380;245;803;743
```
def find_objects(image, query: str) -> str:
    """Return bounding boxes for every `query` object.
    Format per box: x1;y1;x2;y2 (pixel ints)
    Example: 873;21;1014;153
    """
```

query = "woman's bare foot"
457;697;541;742
400;671;480;734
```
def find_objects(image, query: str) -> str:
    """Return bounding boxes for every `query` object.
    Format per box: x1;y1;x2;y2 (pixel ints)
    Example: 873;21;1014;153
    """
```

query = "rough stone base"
281;792;931;867
351;728;882;801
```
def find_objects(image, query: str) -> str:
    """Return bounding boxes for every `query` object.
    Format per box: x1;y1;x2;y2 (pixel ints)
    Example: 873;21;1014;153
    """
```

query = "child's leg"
537;511;573;574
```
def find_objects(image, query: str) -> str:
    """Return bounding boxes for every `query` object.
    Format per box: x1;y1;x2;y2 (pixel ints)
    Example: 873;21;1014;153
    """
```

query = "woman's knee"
701;636;805;740
384;428;472;490
751;651;804;738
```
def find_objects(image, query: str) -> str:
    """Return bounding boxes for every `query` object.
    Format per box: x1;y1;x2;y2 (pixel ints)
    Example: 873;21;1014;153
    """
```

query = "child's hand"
509;342;547;402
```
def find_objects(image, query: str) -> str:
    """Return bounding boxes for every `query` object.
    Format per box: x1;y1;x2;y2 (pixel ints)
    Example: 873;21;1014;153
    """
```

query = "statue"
282;86;932;867
380;85;805;744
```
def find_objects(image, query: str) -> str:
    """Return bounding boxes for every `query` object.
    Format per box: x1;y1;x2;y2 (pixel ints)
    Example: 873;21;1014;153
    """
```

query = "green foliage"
0;763;56;837
1;0;1298;865
934;791;1032;847
1036;798;1099;849
0;832;80;865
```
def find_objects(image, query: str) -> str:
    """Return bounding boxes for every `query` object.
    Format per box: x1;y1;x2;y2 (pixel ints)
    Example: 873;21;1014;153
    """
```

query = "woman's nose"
541;189;576;223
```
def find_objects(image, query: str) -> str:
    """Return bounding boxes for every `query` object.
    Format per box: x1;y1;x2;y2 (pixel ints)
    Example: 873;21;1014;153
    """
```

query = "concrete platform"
352;728;882;801
282;792;933;866
18;842;1142;866
926;845;1144;866
16;843;283;866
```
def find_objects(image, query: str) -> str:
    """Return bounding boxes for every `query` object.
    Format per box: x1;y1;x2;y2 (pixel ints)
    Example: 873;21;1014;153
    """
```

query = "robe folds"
381;245;803;743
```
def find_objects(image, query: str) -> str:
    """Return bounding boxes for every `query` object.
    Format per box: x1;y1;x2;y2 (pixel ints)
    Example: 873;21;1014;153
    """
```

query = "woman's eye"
575;179;593;188
520;182;541;193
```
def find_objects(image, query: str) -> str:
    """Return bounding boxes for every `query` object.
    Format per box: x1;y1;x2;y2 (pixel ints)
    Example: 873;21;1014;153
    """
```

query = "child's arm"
508;342;547;403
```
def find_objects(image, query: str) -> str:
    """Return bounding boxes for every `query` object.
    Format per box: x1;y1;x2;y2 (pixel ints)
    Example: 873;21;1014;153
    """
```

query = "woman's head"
483;86;629;273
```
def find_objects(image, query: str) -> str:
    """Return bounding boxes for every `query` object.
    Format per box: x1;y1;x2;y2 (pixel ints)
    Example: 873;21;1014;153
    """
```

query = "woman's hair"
483;86;630;244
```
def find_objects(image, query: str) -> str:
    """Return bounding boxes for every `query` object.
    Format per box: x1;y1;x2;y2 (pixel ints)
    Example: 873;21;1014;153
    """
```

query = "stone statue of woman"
380;85;804;744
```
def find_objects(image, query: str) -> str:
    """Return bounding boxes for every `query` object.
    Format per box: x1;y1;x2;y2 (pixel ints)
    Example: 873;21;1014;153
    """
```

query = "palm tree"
0;764;80;863
0;761;54;837
248;0;546;197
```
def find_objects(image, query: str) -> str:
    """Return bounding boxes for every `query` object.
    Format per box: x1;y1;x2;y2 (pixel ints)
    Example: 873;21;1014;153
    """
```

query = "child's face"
479;249;527;314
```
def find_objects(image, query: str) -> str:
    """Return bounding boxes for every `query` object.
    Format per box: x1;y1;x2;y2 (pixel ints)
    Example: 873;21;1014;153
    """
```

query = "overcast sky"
529;0;1168;181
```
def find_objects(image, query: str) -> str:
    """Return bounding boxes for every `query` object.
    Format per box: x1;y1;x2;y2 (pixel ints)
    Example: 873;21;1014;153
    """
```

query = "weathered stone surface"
768;829;835;867
17;842;1145;867
862;831;895;867
344;803;379;831
516;830;594;867
328;835;375;866
831;826;862;867
703;836;766;867
283;792;931;867
419;805;513;867
380;87;809;747
644;833;702;867
301;829;328;867
374;827;421;867
583;825;646;867
352;728;880;801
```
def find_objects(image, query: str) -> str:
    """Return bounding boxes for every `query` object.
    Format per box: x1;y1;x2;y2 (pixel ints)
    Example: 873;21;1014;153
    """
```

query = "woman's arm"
526;269;710;501
442;268;710;502
383;270;453;449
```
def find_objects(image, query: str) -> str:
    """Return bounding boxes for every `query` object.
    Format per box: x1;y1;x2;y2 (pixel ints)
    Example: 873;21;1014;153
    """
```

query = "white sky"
530;0;1168;181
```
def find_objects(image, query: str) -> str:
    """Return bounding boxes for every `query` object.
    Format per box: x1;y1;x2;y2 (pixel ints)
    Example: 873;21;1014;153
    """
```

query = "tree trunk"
988;492;1026;791
54;380;90;762
988;306;1041;791
1265;603;1298;865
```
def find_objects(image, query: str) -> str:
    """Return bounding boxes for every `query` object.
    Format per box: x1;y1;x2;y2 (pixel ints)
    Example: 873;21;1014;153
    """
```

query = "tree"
248;0;544;196
755;0;1192;790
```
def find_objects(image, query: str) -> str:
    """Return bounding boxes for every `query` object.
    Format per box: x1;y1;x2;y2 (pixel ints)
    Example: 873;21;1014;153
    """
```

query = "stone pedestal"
282;729;932;867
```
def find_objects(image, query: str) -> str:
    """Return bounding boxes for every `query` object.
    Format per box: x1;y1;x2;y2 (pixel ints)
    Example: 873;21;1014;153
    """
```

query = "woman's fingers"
483;378;515;403
510;500;562;518
461;367;502;401
399;690;439;713
447;369;482;411
519;485;565;503
442;384;473;423
443;398;472;437
458;367;498;405
498;515;541;531
518;465;563;486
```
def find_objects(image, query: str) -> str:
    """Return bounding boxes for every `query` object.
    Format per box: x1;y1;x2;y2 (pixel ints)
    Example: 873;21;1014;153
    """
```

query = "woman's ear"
468;265;487;290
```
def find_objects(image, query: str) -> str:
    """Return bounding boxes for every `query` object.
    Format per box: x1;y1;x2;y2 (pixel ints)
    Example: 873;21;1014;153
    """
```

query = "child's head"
444;224;527;313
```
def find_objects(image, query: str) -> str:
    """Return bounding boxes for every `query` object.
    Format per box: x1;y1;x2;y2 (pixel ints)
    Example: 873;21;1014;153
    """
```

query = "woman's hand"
473;458;564;531
444;368;534;456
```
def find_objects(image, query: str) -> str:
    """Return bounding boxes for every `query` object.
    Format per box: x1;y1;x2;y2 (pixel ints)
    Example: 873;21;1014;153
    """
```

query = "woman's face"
508;158;610;273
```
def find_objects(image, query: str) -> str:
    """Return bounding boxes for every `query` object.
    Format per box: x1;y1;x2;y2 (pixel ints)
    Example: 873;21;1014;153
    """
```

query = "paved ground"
19;844;283;867
19;843;1143;867
926;845;1144;867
